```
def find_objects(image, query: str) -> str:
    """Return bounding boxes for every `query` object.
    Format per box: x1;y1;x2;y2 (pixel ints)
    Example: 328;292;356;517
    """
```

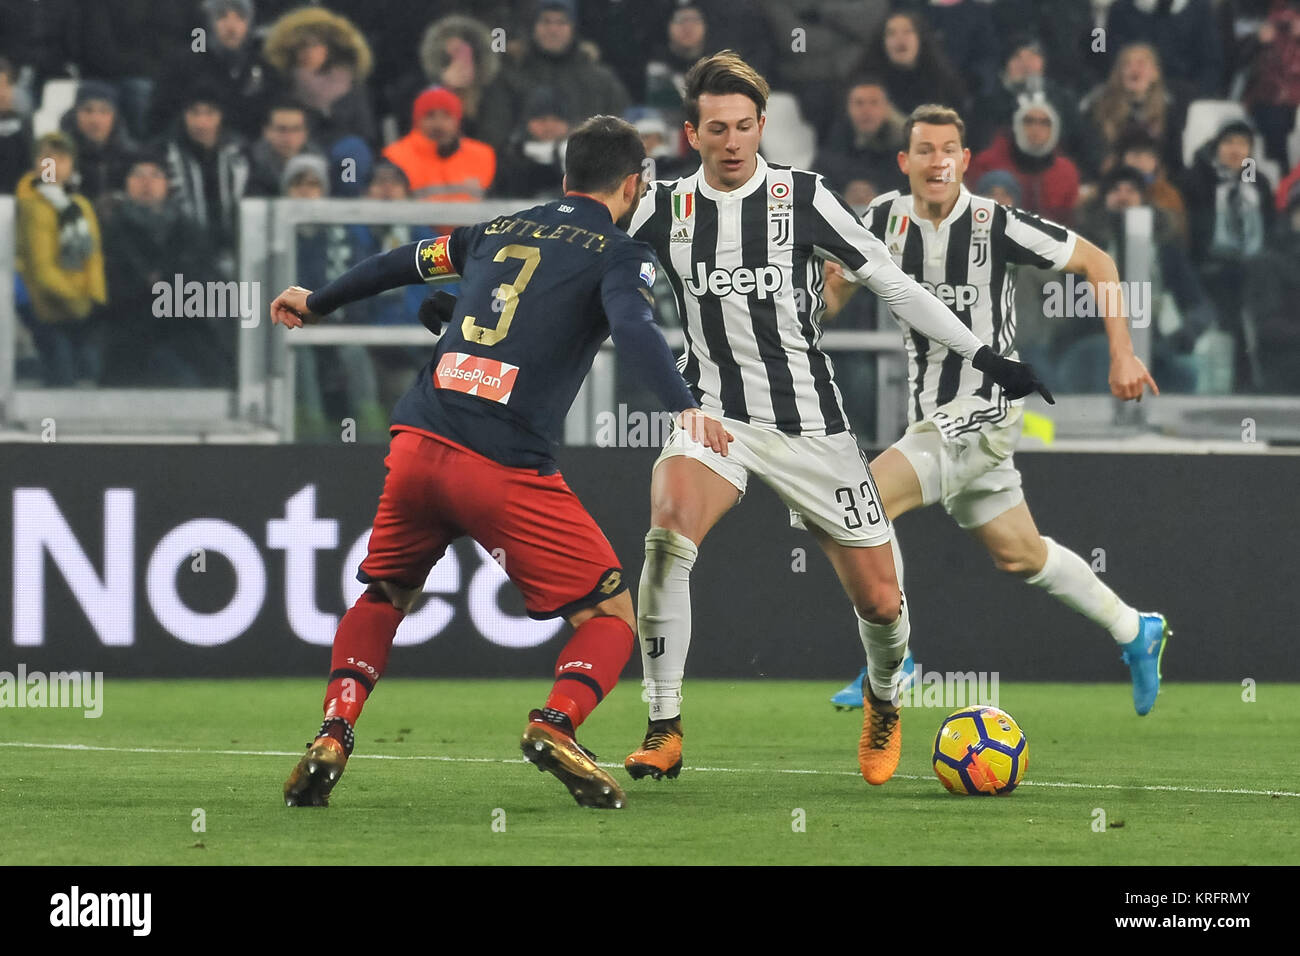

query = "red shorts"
358;427;627;619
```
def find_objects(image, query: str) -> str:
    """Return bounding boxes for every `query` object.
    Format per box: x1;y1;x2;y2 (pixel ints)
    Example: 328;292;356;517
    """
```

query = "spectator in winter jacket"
14;133;107;385
491;87;567;200
478;0;631;150
1062;164;1215;393
285;153;389;441
383;86;495;202
1104;0;1224;99
96;151;221;386
813;77;907;198
969;34;1082;157
967;97;1080;225
59;80;137;201
1184;119;1276;265
645;3;709;122
403;13;502;143
157;83;250;279
1111;130;1189;245
0;55;32;193
262;6;377;150
918;0;1002;102
246;101;324;197
152;0;271;142
1241;0;1300;165
1079;43;1187;180
1183;119;1277;390
856;10;967;117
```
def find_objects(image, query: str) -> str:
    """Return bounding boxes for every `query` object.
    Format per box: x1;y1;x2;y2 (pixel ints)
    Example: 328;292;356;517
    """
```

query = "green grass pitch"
2;679;1296;865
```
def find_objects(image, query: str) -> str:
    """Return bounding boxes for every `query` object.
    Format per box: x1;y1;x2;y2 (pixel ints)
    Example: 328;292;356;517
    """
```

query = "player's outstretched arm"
807;182;1052;402
601;255;732;455
270;236;465;326
1064;236;1159;401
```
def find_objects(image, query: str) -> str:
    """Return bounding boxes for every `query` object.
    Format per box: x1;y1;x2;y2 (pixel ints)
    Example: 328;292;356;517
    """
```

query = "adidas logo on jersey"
670;226;691;243
685;263;782;299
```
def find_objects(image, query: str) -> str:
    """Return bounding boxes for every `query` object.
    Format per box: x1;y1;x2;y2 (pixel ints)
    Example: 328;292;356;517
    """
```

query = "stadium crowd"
2;0;1299;406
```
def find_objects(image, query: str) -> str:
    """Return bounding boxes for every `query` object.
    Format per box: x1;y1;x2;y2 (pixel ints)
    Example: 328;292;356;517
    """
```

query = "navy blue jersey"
306;194;694;471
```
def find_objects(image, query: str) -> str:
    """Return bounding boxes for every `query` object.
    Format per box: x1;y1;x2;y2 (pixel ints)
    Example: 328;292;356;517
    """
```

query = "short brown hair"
682;50;769;128
901;104;966;150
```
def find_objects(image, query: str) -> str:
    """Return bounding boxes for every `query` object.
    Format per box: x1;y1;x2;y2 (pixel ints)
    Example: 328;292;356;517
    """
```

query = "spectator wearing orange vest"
382;86;494;202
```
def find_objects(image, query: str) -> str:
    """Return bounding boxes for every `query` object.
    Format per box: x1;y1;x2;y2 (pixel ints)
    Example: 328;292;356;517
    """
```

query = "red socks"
544;616;635;728
322;590;404;730
318;591;632;743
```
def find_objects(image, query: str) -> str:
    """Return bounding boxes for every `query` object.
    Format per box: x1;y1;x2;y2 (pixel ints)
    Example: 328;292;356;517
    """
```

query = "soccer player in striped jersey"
621;53;1050;786
823;104;1170;715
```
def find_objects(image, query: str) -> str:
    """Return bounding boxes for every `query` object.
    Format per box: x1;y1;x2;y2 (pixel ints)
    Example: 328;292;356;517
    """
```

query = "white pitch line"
2;741;1297;799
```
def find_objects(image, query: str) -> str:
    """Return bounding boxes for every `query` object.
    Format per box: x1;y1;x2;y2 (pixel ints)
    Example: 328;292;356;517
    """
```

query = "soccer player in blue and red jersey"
273;116;730;810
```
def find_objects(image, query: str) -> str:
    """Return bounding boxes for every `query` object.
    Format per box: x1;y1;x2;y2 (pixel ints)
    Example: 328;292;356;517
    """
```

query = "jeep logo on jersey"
685;264;782;299
920;281;979;309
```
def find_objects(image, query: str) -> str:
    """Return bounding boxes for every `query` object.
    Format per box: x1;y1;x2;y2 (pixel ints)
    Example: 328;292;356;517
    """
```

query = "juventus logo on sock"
645;636;666;659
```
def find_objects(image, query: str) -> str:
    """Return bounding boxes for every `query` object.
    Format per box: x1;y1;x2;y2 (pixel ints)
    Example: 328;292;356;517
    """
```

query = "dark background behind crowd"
3;0;1299;414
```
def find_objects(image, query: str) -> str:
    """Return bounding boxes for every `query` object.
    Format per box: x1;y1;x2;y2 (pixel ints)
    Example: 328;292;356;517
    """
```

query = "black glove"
972;346;1055;404
418;290;457;336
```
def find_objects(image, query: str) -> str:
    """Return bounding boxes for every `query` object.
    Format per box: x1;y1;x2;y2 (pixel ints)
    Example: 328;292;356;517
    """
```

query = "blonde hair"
1090;44;1169;148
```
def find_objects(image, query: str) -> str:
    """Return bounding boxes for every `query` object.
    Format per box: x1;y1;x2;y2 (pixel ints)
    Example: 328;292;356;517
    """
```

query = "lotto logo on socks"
434;352;520;404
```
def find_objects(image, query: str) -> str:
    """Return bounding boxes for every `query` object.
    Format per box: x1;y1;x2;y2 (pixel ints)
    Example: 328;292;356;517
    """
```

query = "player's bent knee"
649;500;702;539
990;551;1040;577
855;587;902;625
369;580;421;613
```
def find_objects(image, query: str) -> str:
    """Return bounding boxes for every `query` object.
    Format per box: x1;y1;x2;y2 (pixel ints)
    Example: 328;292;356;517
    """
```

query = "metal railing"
4;196;1300;447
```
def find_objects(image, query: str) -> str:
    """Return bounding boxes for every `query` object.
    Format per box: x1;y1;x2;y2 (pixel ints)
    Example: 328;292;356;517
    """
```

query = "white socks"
638;527;698;720
1025;536;1140;643
858;535;910;705
857;596;911;704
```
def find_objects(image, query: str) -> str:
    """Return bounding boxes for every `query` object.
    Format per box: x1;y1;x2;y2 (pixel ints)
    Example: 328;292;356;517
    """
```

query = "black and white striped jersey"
628;154;924;436
862;185;1077;423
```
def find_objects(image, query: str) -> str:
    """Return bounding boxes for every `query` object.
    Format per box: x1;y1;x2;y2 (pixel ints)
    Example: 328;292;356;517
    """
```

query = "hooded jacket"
262;7;376;147
967;103;1080;226
477;35;630;149
58;107;137;201
418;15;501;134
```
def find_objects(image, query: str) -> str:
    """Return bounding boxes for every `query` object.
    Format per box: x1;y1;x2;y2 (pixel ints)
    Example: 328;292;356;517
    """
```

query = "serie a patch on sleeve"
416;236;455;281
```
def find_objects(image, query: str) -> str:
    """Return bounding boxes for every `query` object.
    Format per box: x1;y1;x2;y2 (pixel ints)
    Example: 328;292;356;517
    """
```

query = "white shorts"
655;416;893;548
893;395;1025;530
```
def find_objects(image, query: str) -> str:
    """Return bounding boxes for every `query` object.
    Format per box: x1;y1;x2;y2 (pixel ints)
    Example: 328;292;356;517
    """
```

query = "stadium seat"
760;91;816;170
32;78;78;137
1181;99;1248;169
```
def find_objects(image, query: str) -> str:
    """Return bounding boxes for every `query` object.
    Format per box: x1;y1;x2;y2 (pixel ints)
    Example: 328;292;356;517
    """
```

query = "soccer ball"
932;706;1028;795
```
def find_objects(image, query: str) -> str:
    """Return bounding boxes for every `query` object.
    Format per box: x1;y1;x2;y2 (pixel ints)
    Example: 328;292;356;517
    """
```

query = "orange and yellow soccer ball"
932;706;1028;795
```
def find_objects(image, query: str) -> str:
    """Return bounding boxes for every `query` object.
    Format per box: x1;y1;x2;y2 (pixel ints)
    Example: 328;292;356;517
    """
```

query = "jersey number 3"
462;244;540;346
